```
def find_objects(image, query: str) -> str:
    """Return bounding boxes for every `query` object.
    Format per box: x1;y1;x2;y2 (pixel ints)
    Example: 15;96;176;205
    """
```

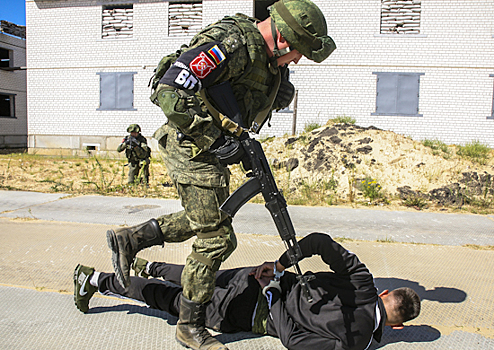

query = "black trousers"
98;263;260;333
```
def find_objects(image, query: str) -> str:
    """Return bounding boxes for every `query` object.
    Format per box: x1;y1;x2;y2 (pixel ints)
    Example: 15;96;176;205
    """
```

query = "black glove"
209;135;250;169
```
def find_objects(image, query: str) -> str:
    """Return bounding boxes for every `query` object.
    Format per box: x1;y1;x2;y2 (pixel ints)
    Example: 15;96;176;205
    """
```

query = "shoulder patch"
190;52;217;79
208;45;226;65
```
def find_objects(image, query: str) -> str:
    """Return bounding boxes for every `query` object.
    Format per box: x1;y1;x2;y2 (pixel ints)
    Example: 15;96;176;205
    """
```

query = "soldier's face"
276;50;303;66
130;132;138;137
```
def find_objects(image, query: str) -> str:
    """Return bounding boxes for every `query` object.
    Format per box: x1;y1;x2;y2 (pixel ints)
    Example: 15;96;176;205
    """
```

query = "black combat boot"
106;219;164;288
176;295;229;350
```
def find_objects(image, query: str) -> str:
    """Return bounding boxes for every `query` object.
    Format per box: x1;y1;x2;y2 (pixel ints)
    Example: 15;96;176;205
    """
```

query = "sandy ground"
1;123;493;213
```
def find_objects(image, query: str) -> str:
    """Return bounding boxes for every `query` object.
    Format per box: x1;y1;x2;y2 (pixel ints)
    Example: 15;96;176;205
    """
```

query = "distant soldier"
117;124;150;185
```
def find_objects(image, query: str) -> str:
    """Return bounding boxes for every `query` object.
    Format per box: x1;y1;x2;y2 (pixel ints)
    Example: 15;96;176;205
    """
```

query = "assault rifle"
207;82;314;302
124;135;140;148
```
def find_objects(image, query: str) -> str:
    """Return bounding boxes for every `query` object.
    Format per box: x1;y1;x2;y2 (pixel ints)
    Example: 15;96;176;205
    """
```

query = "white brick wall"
26;0;494;151
0;32;27;147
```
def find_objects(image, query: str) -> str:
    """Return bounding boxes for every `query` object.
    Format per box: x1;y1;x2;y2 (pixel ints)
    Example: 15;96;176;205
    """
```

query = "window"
0;93;15;118
490;74;494;120
97;72;137;111
255;0;277;21
102;4;133;39
169;1;203;37
1;47;12;68
372;72;424;116
381;0;421;34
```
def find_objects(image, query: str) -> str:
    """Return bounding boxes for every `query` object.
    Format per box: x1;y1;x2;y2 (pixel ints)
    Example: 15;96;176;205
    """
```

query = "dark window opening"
255;0;277;21
0;93;14;117
1;48;11;68
86;145;97;151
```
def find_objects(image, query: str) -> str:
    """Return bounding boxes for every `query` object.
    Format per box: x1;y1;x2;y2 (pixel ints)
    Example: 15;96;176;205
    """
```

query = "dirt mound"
258;122;494;210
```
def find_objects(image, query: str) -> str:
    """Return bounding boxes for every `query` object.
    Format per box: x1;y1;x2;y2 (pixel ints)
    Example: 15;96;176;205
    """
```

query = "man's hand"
251;261;276;280
209;135;250;168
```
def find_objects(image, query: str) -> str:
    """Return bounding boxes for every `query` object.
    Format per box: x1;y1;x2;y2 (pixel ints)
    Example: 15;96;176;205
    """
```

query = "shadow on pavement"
375;277;467;303
369;325;441;349
89;303;178;325
89;301;268;346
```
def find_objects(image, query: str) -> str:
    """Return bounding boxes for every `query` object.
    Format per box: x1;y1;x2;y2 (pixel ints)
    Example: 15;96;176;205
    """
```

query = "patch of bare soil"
252;122;494;213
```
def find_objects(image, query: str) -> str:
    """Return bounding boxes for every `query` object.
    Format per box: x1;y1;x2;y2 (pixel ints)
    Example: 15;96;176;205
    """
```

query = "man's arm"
155;42;235;151
278;232;371;278
265;289;340;350
116;137;128;153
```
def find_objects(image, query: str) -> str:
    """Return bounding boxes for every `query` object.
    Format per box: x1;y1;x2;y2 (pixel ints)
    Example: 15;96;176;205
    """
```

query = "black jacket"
266;232;386;350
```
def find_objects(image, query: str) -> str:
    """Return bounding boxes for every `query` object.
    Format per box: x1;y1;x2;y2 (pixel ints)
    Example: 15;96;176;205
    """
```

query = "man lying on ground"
74;232;421;350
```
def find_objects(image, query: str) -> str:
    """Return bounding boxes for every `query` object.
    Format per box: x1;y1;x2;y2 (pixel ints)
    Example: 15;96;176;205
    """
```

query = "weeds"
422;139;451;159
456;141;492;165
402;196;428;210
287;173;339;206
376;236;397;243
358;176;384;202
303;122;322;133
328;115;356;125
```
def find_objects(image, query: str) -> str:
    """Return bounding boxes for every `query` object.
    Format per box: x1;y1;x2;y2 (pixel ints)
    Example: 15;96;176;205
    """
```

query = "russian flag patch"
208;45;226;65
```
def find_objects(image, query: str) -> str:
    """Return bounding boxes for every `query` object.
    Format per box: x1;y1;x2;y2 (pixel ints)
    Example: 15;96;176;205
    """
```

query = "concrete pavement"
0;190;493;349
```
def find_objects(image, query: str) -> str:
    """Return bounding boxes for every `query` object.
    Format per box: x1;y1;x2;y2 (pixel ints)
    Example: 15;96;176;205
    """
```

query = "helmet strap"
270;19;292;60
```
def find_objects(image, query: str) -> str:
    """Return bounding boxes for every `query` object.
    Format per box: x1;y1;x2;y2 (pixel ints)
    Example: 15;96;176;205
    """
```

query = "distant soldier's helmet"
270;0;336;63
127;124;141;133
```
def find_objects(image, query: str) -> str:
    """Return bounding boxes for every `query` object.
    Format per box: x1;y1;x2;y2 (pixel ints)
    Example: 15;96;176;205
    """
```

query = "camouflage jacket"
156;14;282;149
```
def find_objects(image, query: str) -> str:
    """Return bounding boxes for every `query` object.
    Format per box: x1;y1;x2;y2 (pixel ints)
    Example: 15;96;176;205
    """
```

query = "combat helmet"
270;0;336;63
127;124;141;133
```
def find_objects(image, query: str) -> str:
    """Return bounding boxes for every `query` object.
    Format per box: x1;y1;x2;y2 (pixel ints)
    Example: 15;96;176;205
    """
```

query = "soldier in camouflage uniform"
117;124;151;185
106;1;336;349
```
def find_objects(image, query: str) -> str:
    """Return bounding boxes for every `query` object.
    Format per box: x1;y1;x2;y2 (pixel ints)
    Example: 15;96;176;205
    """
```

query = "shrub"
456;141;492;165
328;115;356;125
303;122;322;133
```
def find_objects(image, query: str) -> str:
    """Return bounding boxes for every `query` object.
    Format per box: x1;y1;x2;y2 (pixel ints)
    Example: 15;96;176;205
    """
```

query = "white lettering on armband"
174;69;199;90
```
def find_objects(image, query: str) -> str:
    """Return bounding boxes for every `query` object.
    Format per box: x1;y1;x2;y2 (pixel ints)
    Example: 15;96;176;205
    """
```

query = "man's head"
380;288;421;329
127;124;141;136
269;0;336;63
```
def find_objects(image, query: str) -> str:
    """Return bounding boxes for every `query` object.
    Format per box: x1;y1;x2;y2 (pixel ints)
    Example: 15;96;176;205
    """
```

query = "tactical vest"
194;15;280;132
150;15;280;134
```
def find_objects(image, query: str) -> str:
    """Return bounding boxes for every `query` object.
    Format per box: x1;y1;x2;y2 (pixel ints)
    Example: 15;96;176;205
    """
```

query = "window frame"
101;4;134;40
0;47;12;68
0;92;16;118
372;72;424;117
96;72;137;111
168;0;203;37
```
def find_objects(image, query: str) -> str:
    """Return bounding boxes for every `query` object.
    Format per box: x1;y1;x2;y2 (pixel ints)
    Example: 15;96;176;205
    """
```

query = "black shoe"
106;219;164;288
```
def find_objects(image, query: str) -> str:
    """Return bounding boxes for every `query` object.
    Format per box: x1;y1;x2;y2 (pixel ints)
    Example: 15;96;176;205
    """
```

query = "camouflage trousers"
128;159;150;184
155;124;236;304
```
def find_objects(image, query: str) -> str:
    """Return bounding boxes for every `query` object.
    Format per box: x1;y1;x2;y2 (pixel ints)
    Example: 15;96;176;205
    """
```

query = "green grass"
303;122;322;133
422;139;451;159
456;140;492;165
328;115;356;125
402;195;428;210
358;176;384;202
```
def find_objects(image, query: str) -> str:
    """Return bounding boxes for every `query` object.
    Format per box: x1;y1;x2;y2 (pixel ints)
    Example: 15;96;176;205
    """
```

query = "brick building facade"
1;21;27;149
25;0;494;155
